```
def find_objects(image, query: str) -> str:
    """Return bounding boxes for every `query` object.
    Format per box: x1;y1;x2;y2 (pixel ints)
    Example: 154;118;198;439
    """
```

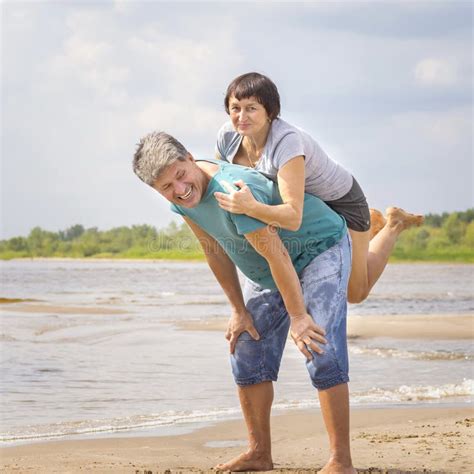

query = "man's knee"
306;345;349;390
231;332;285;386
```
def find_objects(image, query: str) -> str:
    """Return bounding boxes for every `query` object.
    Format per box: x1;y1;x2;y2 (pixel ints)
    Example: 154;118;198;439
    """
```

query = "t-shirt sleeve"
272;131;305;169
215;123;230;162
230;184;273;236
170;203;184;216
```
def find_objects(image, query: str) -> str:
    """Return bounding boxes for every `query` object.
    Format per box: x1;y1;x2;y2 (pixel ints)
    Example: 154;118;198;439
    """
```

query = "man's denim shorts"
231;233;352;391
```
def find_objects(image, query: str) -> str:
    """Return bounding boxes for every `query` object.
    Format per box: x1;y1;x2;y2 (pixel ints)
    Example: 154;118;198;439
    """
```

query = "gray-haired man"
133;131;355;473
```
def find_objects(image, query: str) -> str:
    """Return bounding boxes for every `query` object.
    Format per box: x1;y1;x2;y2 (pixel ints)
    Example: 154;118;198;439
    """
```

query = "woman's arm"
244;225;327;360
214;156;305;231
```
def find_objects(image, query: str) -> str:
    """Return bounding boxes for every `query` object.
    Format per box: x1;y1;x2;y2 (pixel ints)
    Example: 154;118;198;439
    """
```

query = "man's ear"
187;153;195;162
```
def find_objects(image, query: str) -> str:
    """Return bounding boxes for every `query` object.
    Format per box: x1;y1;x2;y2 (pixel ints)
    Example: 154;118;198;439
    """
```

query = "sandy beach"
3;299;472;340
2;261;472;473
176;314;474;340
1;406;472;473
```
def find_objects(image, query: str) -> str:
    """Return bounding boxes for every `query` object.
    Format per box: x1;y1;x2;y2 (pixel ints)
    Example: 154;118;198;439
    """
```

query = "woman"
214;72;423;304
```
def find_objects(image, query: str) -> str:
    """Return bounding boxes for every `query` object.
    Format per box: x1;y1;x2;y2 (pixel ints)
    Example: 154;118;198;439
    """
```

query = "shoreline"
2;298;472;339
0;256;206;263
176;313;474;340
2;299;472;339
1;406;472;473
1;256;474;264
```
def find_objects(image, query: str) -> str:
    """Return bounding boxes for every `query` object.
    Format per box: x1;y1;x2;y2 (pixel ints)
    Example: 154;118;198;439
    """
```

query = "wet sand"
3;300;472;339
176;314;474;340
2;298;472;338
0;303;127;314
0;297;39;304
2;296;472;339
1;406;472;473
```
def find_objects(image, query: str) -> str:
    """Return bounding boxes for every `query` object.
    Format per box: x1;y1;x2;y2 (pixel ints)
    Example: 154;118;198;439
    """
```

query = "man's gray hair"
133;131;189;185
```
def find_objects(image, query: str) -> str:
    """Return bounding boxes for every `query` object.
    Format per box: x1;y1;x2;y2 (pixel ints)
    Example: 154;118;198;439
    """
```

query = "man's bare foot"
317;458;357;474
386;207;424;232
369;208;386;239
214;450;273;472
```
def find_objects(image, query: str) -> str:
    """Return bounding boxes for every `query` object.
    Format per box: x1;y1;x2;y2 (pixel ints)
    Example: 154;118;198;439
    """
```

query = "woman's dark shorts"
325;177;370;232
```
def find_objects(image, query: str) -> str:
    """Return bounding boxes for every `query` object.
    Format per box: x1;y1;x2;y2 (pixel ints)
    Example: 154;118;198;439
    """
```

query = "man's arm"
244;225;327;359
183;216;259;352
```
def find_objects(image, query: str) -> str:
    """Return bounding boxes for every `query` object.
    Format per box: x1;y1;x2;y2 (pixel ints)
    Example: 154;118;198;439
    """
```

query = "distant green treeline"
390;209;474;262
1;209;473;262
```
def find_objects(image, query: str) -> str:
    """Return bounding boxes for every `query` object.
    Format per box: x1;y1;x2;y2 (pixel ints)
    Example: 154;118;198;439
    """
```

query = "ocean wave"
2;380;472;444
274;380;474;410
0;406;242;444
351;379;474;403
364;293;473;302
350;346;473;361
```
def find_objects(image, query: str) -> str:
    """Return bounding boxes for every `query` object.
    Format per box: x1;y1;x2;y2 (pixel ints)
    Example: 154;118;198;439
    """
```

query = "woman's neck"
244;121;272;155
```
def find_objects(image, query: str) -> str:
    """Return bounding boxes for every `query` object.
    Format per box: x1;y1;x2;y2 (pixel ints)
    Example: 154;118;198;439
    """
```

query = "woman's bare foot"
386;207;424;232
369;208;386;239
214;450;273;472
317;458;357;474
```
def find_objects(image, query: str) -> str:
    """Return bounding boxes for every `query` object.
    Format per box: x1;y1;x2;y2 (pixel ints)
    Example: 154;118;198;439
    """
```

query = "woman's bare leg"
369;208;386;239
215;381;274;472
317;383;356;474
347;207;424;303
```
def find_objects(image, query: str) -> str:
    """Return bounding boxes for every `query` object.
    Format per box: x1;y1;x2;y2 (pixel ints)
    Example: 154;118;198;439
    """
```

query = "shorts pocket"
242;288;285;340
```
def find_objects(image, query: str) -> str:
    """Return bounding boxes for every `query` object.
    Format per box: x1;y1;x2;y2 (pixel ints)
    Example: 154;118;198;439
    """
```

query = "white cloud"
136;98;223;142
62;35;110;66
65;9;106;37
47;9;131;106
339;105;473;214
414;58;459;86
2;4;35;32
389;107;472;148
126;22;243;99
1;2;472;239
113;0;134;14
48;37;130;105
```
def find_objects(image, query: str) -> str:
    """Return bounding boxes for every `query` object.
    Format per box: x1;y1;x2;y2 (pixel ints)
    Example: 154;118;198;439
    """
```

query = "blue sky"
1;1;472;239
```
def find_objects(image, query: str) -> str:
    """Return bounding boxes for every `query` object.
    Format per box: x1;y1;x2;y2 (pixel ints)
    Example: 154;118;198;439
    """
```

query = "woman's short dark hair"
224;72;281;120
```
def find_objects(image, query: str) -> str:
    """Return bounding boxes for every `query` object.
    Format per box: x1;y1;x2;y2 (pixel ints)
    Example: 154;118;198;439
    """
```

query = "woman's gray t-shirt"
215;118;352;201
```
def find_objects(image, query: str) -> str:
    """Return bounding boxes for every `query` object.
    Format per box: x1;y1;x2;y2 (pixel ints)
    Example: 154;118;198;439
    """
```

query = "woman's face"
228;95;270;137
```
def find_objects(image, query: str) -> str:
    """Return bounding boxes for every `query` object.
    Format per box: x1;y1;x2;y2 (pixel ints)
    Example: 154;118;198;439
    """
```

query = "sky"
1;0;472;239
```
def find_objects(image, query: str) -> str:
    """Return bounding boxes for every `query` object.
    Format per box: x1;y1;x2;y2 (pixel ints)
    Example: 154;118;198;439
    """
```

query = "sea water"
0;260;472;444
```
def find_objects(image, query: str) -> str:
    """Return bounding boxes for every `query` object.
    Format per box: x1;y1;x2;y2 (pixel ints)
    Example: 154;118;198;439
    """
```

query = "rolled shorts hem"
234;372;278;387
311;374;350;391
325;177;370;232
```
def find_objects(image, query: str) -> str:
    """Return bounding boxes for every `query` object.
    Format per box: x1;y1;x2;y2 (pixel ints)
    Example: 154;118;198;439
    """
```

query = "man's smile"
178;186;193;201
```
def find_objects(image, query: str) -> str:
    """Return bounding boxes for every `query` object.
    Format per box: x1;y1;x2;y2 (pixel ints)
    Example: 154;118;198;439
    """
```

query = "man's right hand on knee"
290;313;327;360
226;309;260;354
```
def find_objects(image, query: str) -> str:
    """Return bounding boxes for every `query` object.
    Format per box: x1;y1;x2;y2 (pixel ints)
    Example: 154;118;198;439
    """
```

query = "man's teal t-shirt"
171;160;347;290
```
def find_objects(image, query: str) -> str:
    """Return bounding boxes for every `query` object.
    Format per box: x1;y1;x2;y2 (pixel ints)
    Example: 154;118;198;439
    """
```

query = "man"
133;131;356;474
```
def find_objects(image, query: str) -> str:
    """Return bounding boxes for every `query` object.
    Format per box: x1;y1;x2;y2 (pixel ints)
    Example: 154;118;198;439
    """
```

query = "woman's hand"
226;309;260;354
214;180;257;215
290;313;327;360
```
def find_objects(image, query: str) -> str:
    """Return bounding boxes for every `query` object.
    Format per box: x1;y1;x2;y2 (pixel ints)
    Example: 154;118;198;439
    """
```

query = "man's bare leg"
348;207;424;303
215;381;274;472
317;383;356;474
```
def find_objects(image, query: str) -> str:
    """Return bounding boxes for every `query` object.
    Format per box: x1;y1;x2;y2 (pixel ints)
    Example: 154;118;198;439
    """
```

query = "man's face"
152;155;207;208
